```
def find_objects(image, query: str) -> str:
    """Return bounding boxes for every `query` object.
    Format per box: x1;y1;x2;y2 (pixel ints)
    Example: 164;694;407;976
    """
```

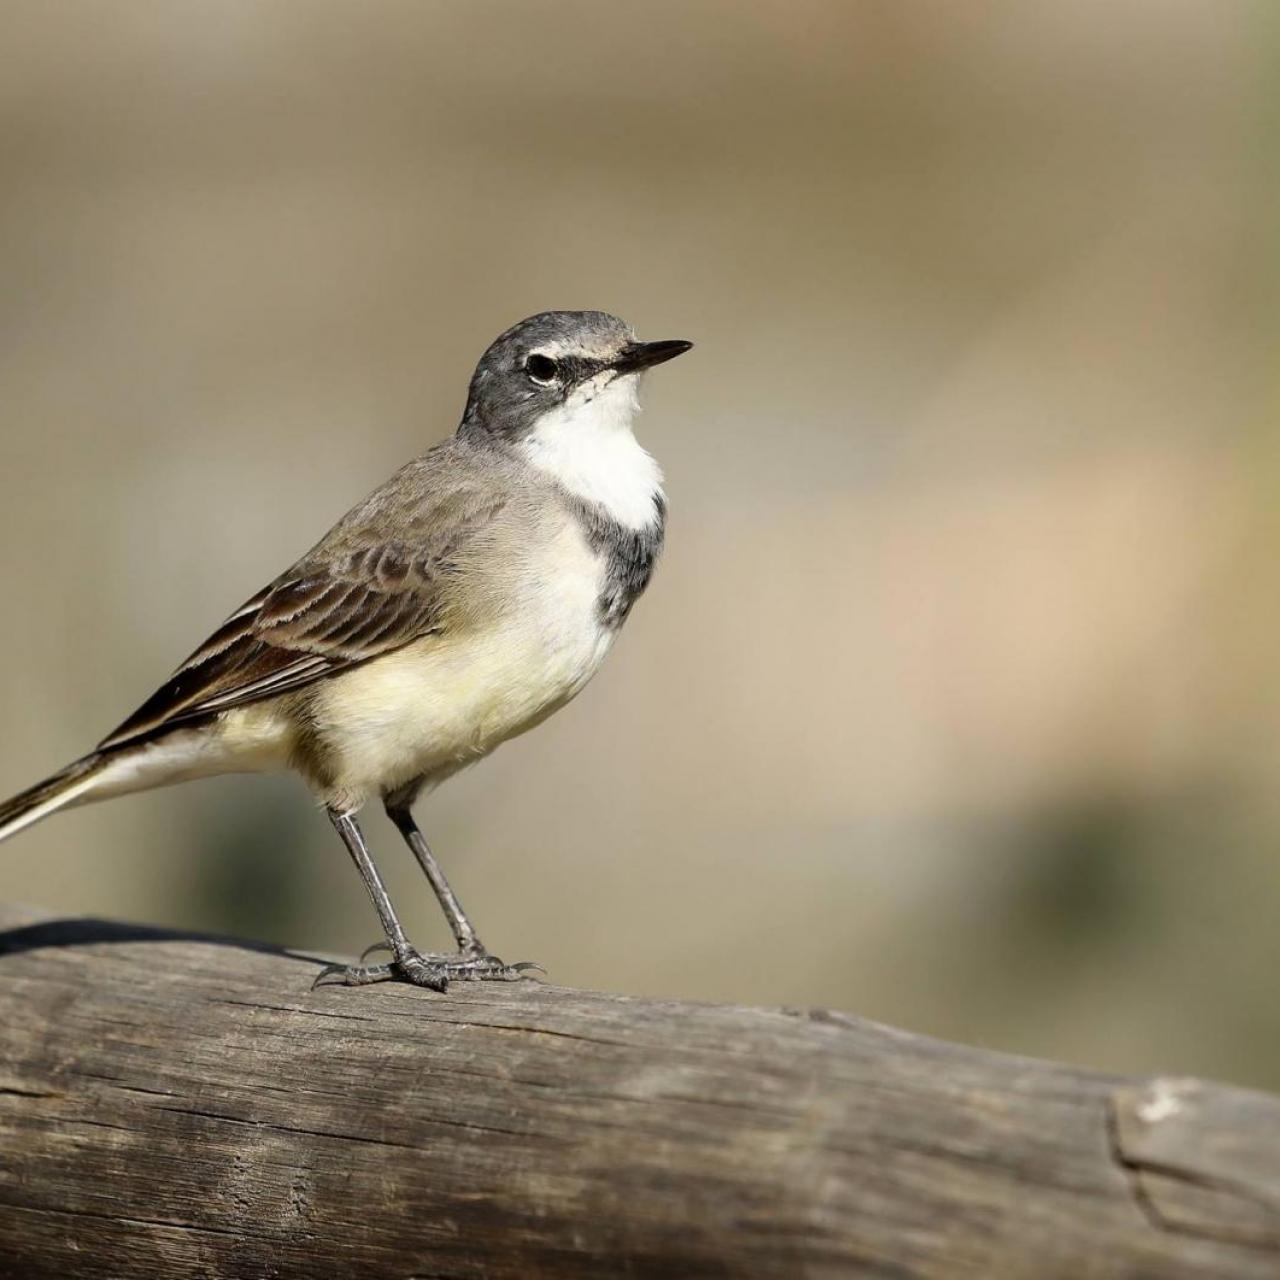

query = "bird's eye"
525;354;559;384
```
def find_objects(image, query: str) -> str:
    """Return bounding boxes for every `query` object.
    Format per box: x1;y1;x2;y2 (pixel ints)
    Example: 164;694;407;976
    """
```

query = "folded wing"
100;475;505;751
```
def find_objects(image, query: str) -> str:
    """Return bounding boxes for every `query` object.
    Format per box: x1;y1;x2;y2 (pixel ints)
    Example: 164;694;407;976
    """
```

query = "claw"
311;962;350;989
314;960;398;987
359;940;394;963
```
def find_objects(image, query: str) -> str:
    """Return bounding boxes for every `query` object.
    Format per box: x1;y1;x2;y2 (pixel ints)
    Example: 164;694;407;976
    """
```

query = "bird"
0;310;691;990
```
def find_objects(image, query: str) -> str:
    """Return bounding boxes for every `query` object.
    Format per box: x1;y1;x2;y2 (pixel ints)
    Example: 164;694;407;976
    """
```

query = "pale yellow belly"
316;621;611;801
305;529;614;808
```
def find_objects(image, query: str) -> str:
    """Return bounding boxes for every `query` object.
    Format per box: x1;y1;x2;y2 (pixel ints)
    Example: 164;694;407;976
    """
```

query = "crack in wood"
1104;1090;1280;1251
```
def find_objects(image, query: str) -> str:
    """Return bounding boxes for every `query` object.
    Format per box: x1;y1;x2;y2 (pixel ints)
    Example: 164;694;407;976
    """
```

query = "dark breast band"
567;494;666;628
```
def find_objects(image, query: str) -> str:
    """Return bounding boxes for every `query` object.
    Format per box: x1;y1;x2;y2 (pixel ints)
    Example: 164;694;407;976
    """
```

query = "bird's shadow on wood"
0;917;332;970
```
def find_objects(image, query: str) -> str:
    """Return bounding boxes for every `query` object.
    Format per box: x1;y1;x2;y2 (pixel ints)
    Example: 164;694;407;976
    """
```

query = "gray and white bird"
0;311;691;989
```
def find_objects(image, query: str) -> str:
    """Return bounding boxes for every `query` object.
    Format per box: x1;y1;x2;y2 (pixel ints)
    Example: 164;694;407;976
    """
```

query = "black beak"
613;339;693;374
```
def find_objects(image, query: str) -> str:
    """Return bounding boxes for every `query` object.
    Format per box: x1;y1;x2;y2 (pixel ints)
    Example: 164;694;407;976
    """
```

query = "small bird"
0;311;691;989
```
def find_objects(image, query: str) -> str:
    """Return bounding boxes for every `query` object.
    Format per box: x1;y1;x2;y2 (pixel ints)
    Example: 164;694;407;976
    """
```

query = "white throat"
517;372;664;531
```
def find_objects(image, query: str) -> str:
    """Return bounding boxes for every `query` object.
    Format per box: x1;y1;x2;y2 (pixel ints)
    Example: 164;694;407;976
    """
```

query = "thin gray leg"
318;806;542;991
385;803;482;954
321;808;435;987
328;808;413;958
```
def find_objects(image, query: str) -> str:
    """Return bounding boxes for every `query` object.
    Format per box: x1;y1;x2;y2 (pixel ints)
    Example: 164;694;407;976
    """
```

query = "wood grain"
0;904;1278;1278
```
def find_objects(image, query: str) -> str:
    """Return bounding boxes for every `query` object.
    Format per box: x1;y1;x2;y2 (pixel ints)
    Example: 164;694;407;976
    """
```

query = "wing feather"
99;464;506;751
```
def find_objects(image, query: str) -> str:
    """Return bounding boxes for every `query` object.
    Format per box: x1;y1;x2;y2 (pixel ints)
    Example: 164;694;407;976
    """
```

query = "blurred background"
2;1;1280;1089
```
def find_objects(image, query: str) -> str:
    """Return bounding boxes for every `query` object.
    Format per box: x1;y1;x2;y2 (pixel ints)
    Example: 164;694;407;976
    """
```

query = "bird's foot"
315;944;544;991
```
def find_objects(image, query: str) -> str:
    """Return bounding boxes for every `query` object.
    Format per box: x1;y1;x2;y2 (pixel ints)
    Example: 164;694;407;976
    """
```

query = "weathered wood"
0;905;1278;1279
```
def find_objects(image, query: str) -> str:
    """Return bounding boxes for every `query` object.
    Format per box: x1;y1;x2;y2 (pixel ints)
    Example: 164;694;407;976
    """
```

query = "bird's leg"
318;806;540;990
385;803;483;955
320;807;422;985
354;801;545;986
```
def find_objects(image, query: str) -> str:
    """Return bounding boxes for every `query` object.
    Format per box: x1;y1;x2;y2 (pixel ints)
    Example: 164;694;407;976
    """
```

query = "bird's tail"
0;754;108;846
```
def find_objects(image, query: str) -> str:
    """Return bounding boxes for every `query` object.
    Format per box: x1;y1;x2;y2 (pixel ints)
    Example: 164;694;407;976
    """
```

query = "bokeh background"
3;1;1280;1090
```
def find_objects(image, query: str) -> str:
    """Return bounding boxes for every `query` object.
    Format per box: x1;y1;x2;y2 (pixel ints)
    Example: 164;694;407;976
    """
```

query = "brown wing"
100;463;506;751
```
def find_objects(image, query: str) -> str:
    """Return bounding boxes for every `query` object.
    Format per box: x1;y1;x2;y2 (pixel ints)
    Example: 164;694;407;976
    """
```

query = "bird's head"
461;311;691;443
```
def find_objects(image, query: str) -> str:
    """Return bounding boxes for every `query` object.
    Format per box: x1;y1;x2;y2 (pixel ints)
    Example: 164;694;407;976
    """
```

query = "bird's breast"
308;517;617;800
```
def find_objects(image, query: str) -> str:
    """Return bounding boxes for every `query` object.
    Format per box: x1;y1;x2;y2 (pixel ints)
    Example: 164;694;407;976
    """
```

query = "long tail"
0;754;108;845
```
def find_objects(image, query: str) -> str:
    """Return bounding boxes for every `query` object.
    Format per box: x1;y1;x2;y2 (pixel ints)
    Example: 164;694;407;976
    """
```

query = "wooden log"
0;903;1278;1278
